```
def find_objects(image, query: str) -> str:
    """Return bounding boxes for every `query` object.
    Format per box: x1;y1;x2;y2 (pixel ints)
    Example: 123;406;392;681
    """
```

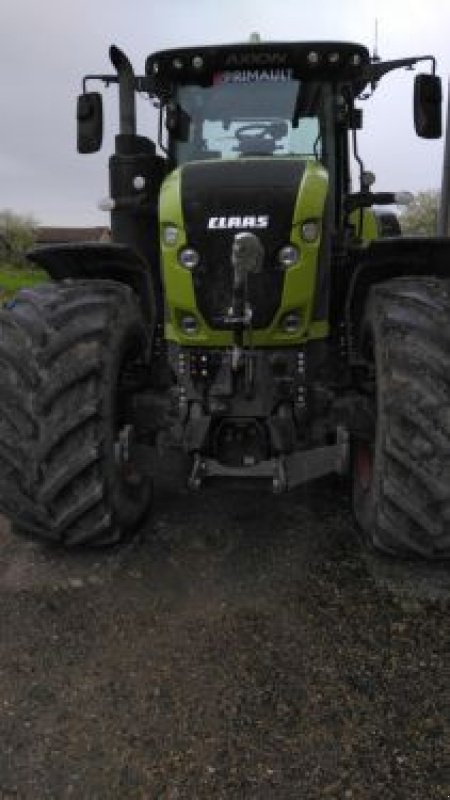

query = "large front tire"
352;277;450;559
0;280;153;547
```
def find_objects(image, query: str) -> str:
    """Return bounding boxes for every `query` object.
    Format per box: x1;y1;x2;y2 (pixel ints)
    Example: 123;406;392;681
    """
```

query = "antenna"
372;19;381;63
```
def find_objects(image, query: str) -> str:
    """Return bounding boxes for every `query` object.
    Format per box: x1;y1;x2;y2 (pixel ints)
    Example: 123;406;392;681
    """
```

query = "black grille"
181;159;305;329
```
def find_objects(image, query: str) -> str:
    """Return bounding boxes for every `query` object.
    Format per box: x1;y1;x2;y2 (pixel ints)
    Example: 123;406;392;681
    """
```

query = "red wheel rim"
355;442;373;492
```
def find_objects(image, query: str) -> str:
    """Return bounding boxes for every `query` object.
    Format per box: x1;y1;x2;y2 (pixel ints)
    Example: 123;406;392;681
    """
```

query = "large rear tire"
0;280;153;547
352;276;450;559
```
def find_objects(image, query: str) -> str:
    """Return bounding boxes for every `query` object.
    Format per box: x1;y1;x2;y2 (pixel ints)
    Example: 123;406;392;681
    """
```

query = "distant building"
35;227;111;246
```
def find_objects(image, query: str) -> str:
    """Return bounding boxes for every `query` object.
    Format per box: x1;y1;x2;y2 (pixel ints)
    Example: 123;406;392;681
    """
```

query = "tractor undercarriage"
129;339;352;492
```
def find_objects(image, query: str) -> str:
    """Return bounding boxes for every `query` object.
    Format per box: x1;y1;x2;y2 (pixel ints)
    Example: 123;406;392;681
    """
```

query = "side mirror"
414;74;442;139
77;92;103;153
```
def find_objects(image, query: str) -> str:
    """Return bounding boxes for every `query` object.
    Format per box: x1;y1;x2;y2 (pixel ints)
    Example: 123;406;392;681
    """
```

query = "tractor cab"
146;41;370;231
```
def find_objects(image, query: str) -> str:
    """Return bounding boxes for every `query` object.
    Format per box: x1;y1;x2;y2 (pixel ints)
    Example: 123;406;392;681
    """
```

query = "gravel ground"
0;463;449;799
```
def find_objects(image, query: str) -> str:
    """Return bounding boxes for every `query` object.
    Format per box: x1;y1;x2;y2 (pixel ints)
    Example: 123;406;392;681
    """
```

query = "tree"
0;209;37;267
399;190;439;236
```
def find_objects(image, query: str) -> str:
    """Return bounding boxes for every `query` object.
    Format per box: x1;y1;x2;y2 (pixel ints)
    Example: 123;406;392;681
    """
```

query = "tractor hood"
182;159;305;329
159;157;329;346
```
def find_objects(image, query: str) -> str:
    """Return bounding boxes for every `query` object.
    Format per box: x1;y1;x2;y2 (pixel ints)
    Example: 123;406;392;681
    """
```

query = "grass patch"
0;263;49;301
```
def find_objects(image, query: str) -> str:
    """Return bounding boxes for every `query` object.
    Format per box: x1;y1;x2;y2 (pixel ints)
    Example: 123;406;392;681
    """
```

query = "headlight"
281;311;301;333
163;224;179;246
278;245;299;268
178;247;200;269
307;51;320;65
301;220;320;243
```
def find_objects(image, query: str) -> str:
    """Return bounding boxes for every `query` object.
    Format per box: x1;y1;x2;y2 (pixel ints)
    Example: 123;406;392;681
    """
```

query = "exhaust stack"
109;45;137;137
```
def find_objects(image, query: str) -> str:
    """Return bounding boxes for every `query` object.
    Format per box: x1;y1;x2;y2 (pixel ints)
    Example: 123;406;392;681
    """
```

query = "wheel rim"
355;441;374;492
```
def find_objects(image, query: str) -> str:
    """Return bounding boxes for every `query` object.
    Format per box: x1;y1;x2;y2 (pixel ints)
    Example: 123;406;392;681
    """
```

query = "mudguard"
345;236;450;351
27;242;156;326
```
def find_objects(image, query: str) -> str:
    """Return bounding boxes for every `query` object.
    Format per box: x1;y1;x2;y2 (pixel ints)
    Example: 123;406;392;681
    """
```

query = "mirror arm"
360;54;437;85
82;74;118;93
82;74;154;96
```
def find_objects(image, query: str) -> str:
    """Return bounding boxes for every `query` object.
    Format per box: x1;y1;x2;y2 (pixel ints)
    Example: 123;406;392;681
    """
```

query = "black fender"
345;236;450;355
27;242;157;327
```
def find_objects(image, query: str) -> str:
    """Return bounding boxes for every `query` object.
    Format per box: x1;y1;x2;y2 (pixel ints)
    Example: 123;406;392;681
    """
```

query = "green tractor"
0;39;449;557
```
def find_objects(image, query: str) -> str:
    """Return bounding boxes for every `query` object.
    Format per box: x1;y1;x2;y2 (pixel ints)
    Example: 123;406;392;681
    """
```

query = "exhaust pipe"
109;45;136;137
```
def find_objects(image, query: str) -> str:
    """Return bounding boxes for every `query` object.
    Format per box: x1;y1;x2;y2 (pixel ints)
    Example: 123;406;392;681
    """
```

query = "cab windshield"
172;74;323;164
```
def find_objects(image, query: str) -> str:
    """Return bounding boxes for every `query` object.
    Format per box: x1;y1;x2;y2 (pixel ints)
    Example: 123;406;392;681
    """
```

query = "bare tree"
0;209;37;267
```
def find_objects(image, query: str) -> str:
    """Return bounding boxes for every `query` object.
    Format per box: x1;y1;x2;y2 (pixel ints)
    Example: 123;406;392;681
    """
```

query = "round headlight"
301;220;320;243
192;55;204;70
278;245;299;268
307;51;320;65
172;57;184;70
180;315;198;334
281;311;301;333
178;247;200;269
328;52;340;64
163;224;179;246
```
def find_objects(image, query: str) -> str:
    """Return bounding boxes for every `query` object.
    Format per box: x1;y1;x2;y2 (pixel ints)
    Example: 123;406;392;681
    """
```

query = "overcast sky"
1;0;450;225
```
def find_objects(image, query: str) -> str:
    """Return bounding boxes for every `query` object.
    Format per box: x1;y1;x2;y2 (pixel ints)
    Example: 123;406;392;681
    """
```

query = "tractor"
0;39;449;558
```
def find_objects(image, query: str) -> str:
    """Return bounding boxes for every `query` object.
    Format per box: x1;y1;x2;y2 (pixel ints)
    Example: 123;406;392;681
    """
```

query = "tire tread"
0;279;152;547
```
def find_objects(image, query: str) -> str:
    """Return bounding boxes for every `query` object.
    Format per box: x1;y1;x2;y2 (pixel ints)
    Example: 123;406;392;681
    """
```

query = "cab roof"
145;41;371;88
